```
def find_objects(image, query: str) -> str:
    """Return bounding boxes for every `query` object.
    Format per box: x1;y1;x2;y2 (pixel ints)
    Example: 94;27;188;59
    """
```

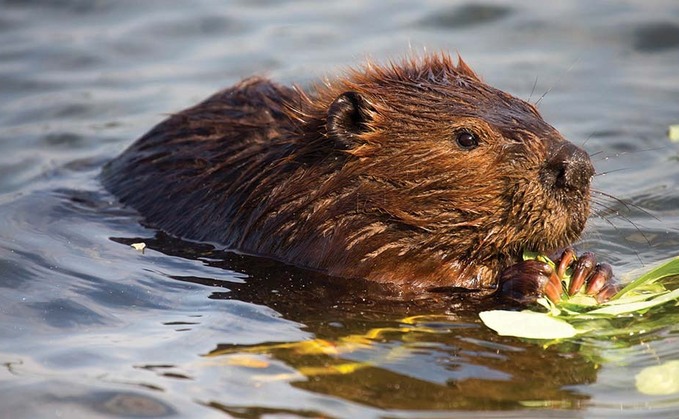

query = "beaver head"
102;53;594;293
283;54;594;289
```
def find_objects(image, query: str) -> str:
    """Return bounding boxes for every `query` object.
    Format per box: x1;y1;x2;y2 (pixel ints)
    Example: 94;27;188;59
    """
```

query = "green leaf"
482;255;679;341
535;297;561;315
588;288;679;316
563;294;598;307
602;291;664;306
522;251;540;261
669;124;679;142
636;360;679;395
613;257;679;300
479;310;578;339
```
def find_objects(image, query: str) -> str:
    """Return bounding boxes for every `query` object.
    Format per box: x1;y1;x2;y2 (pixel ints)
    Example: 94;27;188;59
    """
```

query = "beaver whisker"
590;197;652;248
580;132;595;148
590;145;668;162
527;74;539;104
594;168;631;177
534;57;580;107
592;189;659;222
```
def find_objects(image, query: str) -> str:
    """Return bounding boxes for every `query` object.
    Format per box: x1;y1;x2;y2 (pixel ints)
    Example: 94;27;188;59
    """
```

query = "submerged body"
102;53;605;298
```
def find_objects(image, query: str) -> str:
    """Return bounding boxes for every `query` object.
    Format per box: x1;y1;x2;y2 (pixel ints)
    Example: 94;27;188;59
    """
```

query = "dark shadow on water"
417;3;514;30
110;233;496;326
633;22;679;53
110;233;601;411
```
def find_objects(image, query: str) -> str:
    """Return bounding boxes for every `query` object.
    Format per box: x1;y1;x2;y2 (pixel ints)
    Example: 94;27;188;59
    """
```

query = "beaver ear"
326;91;372;150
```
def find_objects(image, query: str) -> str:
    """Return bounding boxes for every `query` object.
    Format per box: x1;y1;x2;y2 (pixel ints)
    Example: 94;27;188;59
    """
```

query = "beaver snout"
542;142;594;194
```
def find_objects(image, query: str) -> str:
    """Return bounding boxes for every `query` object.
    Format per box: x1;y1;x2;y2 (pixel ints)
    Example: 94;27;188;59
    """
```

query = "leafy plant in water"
479;255;679;340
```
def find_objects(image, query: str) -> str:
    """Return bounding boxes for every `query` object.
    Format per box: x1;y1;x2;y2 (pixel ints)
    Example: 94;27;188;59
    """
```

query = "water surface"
2;0;679;417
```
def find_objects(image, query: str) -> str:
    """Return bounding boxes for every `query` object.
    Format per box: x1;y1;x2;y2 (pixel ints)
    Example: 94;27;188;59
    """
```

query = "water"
1;0;679;417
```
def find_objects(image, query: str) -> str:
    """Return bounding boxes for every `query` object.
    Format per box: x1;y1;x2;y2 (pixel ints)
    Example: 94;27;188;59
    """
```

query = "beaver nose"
543;142;594;192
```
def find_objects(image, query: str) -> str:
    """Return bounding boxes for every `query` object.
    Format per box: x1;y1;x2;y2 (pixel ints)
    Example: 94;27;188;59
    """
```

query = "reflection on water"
1;0;679;417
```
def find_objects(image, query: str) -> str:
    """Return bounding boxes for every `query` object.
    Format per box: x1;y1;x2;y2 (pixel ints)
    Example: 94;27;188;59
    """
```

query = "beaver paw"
498;248;619;305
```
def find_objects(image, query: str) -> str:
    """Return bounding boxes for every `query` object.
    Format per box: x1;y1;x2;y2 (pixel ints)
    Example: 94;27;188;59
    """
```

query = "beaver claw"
499;248;619;305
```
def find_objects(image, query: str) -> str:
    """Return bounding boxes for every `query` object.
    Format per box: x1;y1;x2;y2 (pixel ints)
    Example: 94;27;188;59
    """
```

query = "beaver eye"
455;131;479;150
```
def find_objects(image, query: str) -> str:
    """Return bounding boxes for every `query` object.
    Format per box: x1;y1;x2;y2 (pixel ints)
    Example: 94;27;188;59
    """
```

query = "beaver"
101;53;617;303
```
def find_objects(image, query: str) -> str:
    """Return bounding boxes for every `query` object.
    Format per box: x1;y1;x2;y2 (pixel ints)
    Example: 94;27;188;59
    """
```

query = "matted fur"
101;53;593;292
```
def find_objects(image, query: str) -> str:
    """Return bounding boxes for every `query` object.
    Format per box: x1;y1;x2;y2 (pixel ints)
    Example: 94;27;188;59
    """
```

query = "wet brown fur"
101;53;592;293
